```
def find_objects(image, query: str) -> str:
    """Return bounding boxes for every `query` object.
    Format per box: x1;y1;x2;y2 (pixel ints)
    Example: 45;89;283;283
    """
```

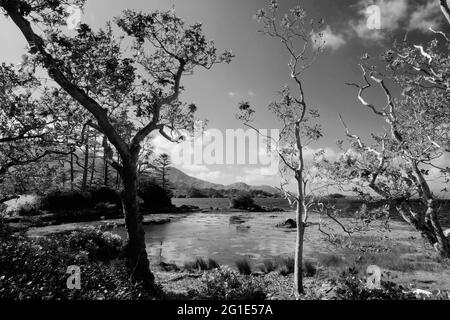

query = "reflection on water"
112;211;305;266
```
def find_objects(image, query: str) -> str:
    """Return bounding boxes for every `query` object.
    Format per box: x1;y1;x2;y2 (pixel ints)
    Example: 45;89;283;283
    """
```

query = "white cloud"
312;25;347;51
195;170;226;182
248;90;255;97
349;0;443;41
408;1;442;32
228;91;236;97
181;163;209;173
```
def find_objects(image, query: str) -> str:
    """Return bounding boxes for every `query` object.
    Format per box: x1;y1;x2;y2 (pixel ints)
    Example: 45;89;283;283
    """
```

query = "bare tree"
238;0;325;296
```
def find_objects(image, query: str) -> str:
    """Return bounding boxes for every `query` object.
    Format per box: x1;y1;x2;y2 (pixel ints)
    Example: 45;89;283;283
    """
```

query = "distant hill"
166;167;282;198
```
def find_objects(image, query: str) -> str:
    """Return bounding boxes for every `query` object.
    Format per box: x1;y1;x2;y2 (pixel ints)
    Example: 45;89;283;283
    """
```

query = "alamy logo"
66;265;81;290
366;5;381;30
66;5;82;30
366;265;381;289
166;128;280;176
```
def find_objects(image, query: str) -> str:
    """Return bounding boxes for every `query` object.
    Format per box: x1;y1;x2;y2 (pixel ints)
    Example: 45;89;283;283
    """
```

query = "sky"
0;0;448;193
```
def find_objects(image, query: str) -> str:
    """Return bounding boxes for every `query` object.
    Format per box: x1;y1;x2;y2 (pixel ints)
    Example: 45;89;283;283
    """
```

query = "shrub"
138;179;173;211
200;266;266;300
41;190;93;211
89;187;121;209
61;227;123;262
0;229;149;300
231;192;255;210
235;258;252;275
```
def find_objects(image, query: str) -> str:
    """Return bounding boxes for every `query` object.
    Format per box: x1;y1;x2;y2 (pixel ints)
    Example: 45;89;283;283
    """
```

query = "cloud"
228;91;236;97
312;25;347;51
349;0;443;41
408;1;442;31
349;0;409;41
248;90;255;97
195;170;227;182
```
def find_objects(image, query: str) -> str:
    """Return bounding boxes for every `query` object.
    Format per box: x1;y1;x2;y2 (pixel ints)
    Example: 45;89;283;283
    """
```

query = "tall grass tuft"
184;257;220;272
259;259;276;274
236;258;252;275
276;256;295;276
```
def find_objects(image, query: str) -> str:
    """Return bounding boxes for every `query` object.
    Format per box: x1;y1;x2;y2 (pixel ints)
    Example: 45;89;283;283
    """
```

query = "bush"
41;190;93;211
138;180;173;211
235;259;252;275
231;192;255;210
200;266;266;300
62;227;123;263
89;187;121;209
0;229;149;300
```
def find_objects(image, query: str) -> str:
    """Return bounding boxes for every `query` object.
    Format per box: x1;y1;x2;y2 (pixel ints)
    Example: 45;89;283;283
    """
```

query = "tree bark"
294;199;305;297
89;133;97;187
70;152;74;190
397;201;450;258
81;128;89;190
121;157;155;291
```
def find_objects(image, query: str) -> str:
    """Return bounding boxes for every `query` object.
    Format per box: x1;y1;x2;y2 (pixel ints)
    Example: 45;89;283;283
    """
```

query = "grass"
183;257;220;272
236;258;252;275
276;256;295;276
259;259;276;273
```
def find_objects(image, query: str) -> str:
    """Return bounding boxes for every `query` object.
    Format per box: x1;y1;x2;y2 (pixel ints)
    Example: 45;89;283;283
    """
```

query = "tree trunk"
397;202;450;258
81;129;89;190
294;201;305;297
70;152;74;190
426;199;450;258
104;155;109;187
89;134;97;187
121;158;156;292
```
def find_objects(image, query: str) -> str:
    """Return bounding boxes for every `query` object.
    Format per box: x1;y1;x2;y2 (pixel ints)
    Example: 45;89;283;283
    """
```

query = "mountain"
166;167;282;197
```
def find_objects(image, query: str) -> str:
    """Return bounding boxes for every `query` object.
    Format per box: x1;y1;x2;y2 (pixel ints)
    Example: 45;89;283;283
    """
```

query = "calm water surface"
111;198;450;266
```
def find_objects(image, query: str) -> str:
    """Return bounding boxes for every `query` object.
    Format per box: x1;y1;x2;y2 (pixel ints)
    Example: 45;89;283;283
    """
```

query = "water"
111;198;450;267
112;210;305;266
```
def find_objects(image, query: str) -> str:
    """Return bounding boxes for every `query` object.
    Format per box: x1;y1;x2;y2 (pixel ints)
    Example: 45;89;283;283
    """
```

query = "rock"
276;218;297;229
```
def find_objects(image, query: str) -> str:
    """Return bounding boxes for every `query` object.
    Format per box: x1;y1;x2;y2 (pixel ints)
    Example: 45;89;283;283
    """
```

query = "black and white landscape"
0;0;450;302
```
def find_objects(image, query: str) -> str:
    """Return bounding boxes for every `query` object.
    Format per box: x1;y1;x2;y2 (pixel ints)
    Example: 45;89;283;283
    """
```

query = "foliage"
138;179;173;210
200;266;266;300
0;228;149;300
231;192;255;210
40;187;122;214
61;227;123;263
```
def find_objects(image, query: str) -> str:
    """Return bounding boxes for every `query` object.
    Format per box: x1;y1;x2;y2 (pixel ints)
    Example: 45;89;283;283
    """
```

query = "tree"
320;55;450;258
0;63;72;204
238;0;325;296
0;0;233;291
154;153;171;190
